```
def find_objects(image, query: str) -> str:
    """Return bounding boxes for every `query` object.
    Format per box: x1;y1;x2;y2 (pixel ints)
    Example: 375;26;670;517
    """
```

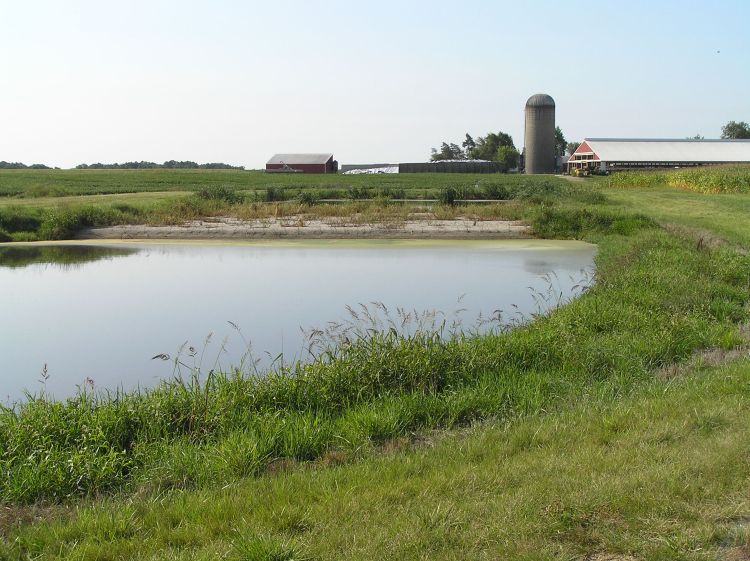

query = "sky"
1;0;749;169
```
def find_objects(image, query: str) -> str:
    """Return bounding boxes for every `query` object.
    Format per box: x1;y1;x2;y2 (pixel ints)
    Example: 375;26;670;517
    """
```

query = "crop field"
0;169;566;200
605;164;750;194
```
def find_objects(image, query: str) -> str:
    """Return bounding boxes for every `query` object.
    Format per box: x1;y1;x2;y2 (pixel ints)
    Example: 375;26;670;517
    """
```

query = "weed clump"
438;187;459;205
195;185;242;204
0;207;43;239
263;187;286;202
298;192;319;206
532;208;656;239
347;186;371;200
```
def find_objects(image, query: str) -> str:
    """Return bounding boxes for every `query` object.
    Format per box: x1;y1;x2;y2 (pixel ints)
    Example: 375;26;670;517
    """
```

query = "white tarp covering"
343;166;399;175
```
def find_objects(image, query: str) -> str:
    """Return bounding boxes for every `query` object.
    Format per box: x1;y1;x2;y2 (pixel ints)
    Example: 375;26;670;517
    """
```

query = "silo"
524;93;556;174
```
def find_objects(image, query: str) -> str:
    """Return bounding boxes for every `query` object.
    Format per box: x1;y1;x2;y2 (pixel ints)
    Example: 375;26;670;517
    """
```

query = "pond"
0;240;596;402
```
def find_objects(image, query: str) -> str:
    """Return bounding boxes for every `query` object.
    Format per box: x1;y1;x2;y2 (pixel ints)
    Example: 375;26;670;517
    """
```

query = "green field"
0;169;564;199
2;167;750;560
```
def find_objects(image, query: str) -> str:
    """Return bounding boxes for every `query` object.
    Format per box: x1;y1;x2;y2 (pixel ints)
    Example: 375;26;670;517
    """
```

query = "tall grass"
606;165;750;194
1;209;748;504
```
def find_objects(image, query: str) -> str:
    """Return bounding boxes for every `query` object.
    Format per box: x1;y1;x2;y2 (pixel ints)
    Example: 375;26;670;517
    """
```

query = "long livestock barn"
568;139;750;172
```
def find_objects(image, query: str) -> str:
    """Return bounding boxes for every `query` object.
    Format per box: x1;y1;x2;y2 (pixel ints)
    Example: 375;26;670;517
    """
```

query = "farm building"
399;161;504;173
266;154;338;174
568;139;750;173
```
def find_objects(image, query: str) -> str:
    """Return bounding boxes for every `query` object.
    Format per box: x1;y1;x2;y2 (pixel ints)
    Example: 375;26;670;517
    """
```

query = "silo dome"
525;93;556;108
524;93;556;174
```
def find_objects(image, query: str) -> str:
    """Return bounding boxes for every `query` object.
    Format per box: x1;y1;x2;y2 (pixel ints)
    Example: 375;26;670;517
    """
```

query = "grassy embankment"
5;361;750;560
0;171;573;241
1;166;750;559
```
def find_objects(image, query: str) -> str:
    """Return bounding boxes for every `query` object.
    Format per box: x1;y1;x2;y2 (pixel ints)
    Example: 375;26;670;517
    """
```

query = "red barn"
266;153;337;174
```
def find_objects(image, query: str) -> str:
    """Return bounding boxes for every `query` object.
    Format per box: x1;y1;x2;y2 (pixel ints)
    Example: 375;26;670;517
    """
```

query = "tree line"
0;162;53;169
431;126;576;169
75;160;245;170
430;131;521;170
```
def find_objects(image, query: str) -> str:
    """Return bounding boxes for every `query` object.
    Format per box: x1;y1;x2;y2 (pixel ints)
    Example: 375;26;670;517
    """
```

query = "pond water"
0;240;596;402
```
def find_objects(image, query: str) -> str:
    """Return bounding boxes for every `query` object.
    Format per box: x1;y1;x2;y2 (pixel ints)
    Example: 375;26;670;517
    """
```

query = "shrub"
298;192;319;206
438;187;459;205
347;186;371;200
482;183;511;200
39;206;118;240
195;185;242;204
0;207;43;233
264;187;286;202
378;187;406;200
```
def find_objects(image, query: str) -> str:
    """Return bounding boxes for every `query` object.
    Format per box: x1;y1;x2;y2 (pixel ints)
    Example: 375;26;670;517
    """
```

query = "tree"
565;141;582;155
470;131;515;161
555;126;567;157
462;134;476;154
496;145;520;170
430;142;465;161
721;121;750;139
429;130;518;168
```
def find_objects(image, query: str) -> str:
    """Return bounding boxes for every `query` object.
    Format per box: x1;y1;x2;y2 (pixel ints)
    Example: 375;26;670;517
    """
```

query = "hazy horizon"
2;0;749;169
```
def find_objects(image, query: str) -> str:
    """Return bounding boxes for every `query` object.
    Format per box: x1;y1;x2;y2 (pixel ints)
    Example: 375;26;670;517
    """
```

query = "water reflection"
0;245;137;269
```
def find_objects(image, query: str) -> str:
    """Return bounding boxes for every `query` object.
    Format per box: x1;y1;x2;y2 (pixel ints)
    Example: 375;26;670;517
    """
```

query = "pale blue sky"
1;0;749;168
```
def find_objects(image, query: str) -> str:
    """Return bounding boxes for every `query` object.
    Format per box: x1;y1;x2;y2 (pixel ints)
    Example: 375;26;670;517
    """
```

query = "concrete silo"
524;93;556;174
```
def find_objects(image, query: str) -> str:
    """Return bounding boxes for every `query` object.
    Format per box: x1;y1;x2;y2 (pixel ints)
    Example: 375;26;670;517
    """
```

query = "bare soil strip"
79;217;531;240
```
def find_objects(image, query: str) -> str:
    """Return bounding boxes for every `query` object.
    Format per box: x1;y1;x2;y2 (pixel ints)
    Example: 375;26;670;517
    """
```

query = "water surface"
0;240;595;402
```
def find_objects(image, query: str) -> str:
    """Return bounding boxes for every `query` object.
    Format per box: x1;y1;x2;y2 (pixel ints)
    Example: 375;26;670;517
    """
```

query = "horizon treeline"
0;160;245;170
76;160;245;170
0;161;54;170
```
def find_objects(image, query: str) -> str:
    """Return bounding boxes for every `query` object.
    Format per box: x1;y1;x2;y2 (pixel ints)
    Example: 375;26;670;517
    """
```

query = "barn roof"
580;139;750;163
267;154;333;165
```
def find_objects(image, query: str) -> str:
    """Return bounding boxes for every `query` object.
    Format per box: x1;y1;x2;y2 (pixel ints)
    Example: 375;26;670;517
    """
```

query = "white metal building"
567;139;750;172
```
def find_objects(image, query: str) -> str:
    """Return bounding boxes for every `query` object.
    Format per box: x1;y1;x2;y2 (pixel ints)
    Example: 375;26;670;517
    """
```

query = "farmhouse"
266;154;337;174
567;139;750;173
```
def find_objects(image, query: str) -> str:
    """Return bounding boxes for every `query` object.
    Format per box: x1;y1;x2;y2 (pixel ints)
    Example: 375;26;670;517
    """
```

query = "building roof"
525;93;555;107
579;139;750;163
267;154;333;165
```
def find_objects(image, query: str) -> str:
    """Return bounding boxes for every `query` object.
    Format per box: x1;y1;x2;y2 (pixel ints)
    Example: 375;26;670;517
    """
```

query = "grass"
1;167;750;559
3;359;750;560
604;186;750;247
